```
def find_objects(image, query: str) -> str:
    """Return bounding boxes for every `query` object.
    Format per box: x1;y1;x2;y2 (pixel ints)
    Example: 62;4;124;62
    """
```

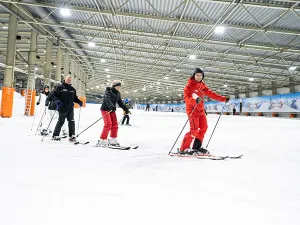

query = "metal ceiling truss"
0;0;299;100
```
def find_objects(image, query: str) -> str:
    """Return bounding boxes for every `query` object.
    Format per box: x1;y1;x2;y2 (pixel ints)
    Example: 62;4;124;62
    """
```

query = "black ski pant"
53;109;75;137
121;114;130;125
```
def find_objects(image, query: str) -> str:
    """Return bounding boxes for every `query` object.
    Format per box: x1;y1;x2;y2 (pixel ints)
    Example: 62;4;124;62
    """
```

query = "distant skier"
36;85;50;135
233;107;236;115
97;80;130;147
121;102;131;126
51;75;83;142
146;103;150;112
179;68;229;155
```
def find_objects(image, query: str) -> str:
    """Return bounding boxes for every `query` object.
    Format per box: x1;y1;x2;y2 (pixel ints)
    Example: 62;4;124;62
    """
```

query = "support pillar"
289;77;295;93
258;89;262;96
55;47;63;82
70;57;75;80
1;12;18;118
25;29;38;116
64;52;70;77
44;40;52;89
271;81;277;95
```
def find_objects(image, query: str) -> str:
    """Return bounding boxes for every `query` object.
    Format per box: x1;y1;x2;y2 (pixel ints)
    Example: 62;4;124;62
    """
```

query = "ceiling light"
91;87;94;90
224;84;228;87
106;75;110;78
215;25;225;34
166;96;169;98
134;90;137;92
104;68;110;72
189;55;196;60
25;64;28;67
165;77;169;79
107;79;110;82
88;42;95;47
100;59;106;63
289;66;297;71
101;84;104;86
175;69;180;72
96;85;99;88
3;26;8;29
178;94;181;96
126;91;129;93
249;78;254;81
44;50;46;53
86;89;89;91
157;82;160;85
54;65;56;68
60;8;71;17
34;67;38;70
144;98;146;99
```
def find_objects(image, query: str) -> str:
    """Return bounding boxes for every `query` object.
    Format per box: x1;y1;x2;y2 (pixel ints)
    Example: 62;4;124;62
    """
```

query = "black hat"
192;68;205;81
112;82;121;88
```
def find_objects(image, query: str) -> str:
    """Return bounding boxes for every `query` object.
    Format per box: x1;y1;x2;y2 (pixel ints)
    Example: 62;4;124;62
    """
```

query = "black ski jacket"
45;90;58;110
101;87;129;113
51;82;82;112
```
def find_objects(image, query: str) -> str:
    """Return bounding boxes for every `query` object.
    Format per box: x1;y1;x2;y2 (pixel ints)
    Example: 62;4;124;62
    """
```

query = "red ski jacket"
184;78;226;116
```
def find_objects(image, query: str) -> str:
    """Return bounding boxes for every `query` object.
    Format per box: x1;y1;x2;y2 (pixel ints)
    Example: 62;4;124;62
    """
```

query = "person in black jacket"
44;83;68;136
51;75;83;142
97;80;129;147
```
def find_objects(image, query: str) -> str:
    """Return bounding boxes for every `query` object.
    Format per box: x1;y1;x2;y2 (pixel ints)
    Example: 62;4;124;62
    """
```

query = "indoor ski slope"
1;95;300;225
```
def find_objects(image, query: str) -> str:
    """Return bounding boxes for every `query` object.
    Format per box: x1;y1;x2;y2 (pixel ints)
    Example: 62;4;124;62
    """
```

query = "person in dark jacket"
97;80;130;147
44;83;67;136
51;75;83;142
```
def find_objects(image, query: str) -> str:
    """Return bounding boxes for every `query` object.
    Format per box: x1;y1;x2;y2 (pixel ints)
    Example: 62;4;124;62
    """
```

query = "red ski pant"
180;114;208;151
100;110;118;139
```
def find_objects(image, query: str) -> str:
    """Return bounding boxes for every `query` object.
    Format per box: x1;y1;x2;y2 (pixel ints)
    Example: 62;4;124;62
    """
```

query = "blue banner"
136;92;300;113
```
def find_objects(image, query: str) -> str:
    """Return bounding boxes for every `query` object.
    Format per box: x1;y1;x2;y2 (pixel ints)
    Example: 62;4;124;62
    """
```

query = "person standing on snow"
97;80;130;147
36;85;50;136
179;68;229;155
51;75;83;142
44;84;68;136
121;102;131;126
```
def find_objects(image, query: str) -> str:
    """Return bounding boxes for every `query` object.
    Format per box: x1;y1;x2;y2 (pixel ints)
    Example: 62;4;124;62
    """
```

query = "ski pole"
118;115;125;125
77;107;82;135
168;104;198;155
30;104;39;131
41;110;57;142
35;108;47;135
205;104;226;149
76;111;111;137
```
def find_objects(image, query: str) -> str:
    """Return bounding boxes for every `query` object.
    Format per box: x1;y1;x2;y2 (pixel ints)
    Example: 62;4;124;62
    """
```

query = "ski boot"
177;148;196;155
52;136;61;141
69;135;77;143
96;139;108;147
192;138;211;155
108;138;120;146
40;129;49;136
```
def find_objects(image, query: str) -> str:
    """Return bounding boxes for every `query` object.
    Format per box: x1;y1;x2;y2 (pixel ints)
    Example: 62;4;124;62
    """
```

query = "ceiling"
0;0;300;102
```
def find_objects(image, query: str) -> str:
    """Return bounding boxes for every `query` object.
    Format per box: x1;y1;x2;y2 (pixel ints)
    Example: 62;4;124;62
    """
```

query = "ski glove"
110;106;116;112
56;100;62;110
196;97;203;104
45;101;49;106
78;100;83;107
36;102;40;105
226;96;230;103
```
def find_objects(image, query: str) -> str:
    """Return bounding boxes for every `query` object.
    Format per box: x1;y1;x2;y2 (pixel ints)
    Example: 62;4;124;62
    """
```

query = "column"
44;40;52;88
64;51;70;77
70;56;75;79
289;77;295;93
55;47;63;82
271;81;277;95
25;29;38;116
1;12;18;118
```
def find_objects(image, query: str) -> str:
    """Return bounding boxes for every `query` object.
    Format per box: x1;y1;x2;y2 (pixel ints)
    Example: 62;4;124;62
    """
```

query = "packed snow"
1;95;300;225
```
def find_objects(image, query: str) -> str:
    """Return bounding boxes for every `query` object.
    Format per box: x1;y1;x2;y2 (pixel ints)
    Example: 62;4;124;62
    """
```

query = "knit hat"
112;80;121;88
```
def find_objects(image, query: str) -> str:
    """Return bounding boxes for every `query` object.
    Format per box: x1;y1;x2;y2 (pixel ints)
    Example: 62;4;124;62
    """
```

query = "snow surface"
1;101;300;225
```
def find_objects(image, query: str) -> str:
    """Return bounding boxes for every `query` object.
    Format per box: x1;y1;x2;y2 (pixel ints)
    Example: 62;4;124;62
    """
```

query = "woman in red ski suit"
180;68;229;154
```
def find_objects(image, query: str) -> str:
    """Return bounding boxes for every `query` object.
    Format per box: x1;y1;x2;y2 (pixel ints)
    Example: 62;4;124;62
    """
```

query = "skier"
121;102;131;126
146;103;150;112
51;75;83;142
97;80;130;147
179;68;229;155
36;85;50;135
44;84;68;136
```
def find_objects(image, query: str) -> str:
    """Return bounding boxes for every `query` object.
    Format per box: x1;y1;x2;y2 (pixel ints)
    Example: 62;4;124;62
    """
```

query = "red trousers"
180;114;208;151
100;111;118;139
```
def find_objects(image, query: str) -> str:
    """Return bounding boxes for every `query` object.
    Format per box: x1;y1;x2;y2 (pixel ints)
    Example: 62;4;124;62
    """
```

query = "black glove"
36;102;40;105
111;106;116;112
45;101;49;107
78;100;83;107
196;97;202;104
125;110;131;115
226;96;230;103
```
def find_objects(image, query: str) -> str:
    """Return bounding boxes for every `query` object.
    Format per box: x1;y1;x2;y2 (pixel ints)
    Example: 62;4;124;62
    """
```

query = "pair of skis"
95;144;139;150
169;152;243;160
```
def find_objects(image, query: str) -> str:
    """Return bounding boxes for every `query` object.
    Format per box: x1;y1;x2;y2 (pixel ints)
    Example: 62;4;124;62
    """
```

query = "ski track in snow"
1;98;300;225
